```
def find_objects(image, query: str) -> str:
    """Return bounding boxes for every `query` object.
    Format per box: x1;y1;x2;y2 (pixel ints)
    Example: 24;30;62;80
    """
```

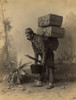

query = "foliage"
3;60;31;85
3;18;12;32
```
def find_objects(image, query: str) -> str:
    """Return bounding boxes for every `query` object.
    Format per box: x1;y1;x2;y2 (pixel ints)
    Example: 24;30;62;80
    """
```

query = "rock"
72;97;76;99
61;86;66;89
17;85;22;88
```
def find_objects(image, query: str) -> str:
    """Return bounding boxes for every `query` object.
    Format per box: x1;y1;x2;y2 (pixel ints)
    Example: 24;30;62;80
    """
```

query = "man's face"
25;32;33;40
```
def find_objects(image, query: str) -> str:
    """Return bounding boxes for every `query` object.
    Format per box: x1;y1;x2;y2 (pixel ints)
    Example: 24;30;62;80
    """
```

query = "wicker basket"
30;64;42;74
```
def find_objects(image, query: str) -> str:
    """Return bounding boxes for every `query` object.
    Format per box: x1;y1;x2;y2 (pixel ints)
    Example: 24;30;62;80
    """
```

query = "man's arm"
41;47;46;66
40;38;47;66
34;51;39;64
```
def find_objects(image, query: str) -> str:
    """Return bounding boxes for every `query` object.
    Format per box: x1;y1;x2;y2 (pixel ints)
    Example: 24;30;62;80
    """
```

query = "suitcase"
38;14;63;27
37;26;65;38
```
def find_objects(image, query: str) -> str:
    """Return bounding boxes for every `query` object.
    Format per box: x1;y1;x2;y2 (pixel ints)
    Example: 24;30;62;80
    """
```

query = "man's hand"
35;61;38;65
41;62;45;67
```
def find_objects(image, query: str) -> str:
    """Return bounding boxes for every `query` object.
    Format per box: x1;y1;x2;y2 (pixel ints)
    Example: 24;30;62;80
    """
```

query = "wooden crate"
37;26;65;38
38;14;63;27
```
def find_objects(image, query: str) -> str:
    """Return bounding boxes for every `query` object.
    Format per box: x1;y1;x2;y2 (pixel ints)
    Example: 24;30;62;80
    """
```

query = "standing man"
25;28;55;89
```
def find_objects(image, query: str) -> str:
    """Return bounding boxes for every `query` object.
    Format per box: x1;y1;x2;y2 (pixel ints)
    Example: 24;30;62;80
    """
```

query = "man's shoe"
46;83;54;89
32;81;42;87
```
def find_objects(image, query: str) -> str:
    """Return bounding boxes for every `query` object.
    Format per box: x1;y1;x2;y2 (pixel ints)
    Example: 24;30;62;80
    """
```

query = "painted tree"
0;0;11;65
0;0;17;74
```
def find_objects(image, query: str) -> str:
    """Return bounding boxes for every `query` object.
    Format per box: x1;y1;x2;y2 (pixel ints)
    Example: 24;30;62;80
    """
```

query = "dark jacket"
31;34;55;66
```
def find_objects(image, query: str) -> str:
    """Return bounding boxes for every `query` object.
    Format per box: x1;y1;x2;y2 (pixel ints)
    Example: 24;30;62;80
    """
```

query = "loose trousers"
39;52;55;83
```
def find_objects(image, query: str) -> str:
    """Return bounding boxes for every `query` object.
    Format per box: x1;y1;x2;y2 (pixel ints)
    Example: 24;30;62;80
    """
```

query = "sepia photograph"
0;0;76;100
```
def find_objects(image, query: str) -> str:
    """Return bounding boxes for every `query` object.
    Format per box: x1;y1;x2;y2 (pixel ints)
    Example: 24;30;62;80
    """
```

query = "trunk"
38;14;63;27
5;26;9;63
37;26;65;38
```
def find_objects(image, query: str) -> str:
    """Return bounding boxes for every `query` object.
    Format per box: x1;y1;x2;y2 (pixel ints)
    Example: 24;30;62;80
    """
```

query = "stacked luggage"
37;14;65;38
37;14;65;50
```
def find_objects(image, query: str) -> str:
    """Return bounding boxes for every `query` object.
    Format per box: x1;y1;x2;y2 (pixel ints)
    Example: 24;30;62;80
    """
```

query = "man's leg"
39;66;46;82
49;67;55;83
33;66;46;87
47;66;55;89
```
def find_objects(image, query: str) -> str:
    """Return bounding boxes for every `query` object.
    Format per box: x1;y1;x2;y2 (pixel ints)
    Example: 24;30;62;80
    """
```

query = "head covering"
25;28;34;34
